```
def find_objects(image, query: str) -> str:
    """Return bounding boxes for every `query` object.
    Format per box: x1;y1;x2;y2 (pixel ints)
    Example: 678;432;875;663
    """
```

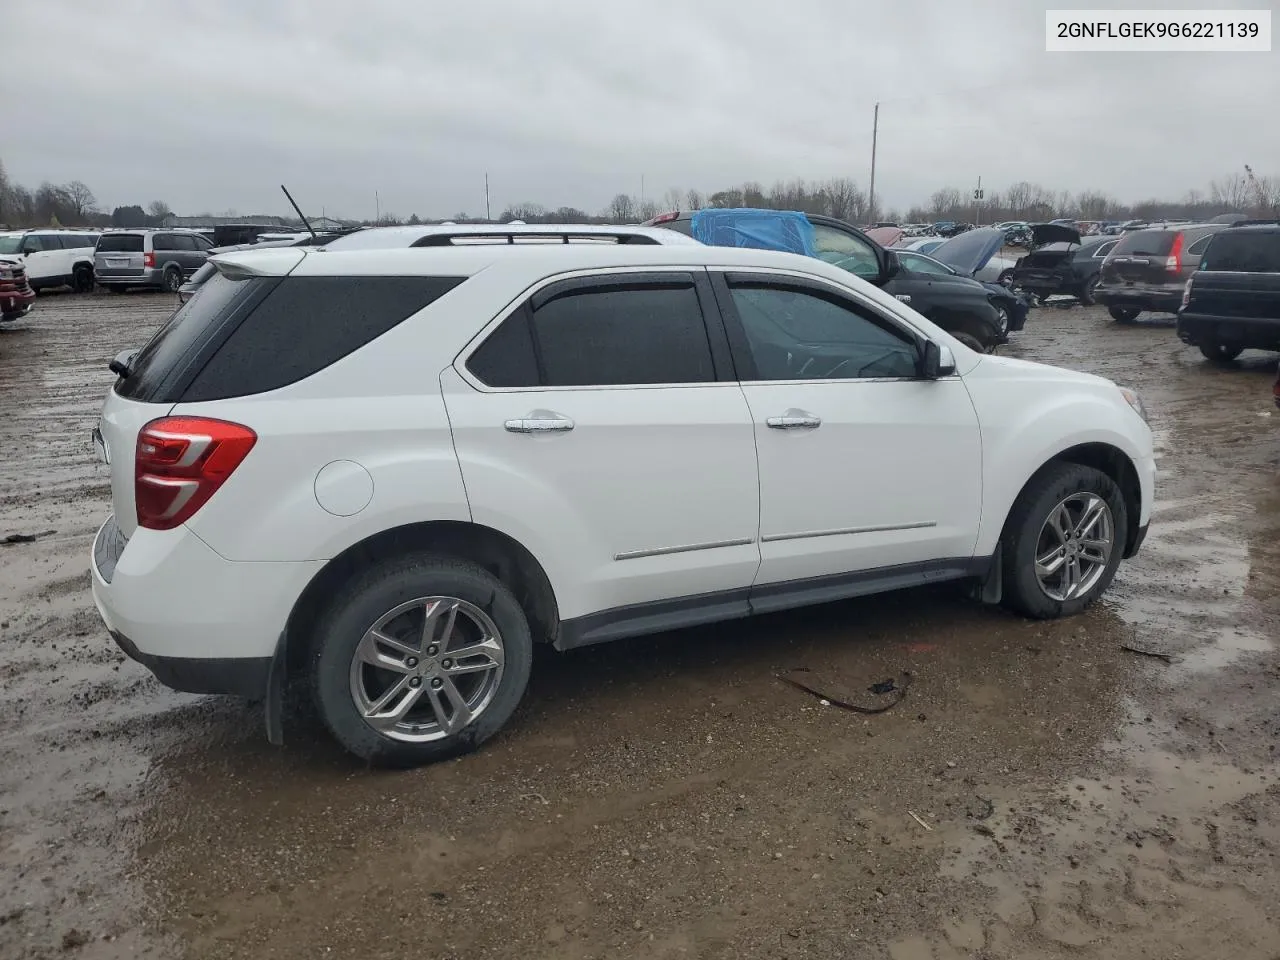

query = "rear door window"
1200;232;1280;273
167;234;197;251
1112;230;1175;257
151;234;178;251
180;276;465;401
96;234;145;253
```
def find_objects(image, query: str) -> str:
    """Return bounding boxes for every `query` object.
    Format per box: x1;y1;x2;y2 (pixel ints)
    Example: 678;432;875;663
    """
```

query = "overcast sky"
4;0;1276;219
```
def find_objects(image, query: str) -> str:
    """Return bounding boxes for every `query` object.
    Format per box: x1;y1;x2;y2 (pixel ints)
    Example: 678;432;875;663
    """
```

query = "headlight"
0;267;13;281
1119;386;1149;423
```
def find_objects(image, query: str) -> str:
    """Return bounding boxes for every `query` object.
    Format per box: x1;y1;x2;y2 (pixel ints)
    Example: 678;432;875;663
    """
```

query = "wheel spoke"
1036;548;1066;578
443;638;504;676
1048;505;1071;546
426;676;473;734
363;675;415;720
1063;557;1082;600
1079;539;1110;565
422;599;460;649
1074;497;1106;539
356;630;418;672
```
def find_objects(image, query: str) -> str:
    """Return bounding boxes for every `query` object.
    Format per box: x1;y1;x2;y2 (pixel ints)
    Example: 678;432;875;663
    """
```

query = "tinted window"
1112;230;1176;257
1186;234;1214;256
1091;240;1118;258
181;276;465;401
151;233;178;251
193;235;213;250
727;283;918;380
810;224;881;281
26;235;58;251
169;234;197;251
467;312;539;387
1200;232;1280;273
0;236;21;254
530;282;714;386
899;252;954;276
116;272;268;401
97;234;144;253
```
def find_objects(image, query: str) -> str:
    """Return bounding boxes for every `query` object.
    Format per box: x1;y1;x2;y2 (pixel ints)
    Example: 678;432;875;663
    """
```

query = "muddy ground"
1;289;1278;960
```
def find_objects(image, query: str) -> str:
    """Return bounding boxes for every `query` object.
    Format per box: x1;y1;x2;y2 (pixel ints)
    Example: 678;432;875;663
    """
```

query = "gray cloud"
5;0;1276;218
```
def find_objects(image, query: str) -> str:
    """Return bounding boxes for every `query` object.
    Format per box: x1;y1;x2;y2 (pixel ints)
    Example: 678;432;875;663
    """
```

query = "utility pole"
974;175;983;226
867;102;879;225
485;172;491;221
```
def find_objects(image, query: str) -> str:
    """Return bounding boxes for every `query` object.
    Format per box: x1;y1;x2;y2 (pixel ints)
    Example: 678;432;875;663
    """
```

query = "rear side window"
28;235;60;251
180;276;465;401
1200;232;1280;273
1112;230;1175;257
467;278;715;388
97;234;144;253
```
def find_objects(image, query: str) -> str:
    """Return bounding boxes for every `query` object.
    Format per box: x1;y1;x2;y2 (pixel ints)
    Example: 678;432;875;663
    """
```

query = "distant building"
160;214;290;230
305;216;351;232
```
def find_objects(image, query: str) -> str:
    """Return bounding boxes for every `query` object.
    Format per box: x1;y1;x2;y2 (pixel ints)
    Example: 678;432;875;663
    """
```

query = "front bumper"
1;287;35;318
90;515;323;698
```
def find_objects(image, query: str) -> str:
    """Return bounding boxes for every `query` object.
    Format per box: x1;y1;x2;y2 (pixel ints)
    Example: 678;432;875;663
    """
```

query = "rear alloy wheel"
311;555;533;767
1000;463;1127;619
1079;276;1099;306
1108;305;1140;323
1198;342;1243;364
163;267;183;293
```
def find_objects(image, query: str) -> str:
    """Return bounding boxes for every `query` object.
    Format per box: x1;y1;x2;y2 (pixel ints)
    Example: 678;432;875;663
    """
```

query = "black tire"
1198;342;1243;364
162;267;183;293
1108;305;1140;322
309;554;534;767
72;266;95;293
1000;463;1128;620
993;305;1010;335
1079;276;1099;306
997;268;1014;287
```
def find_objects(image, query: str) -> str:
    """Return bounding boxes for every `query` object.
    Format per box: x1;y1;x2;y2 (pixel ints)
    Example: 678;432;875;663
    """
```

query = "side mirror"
920;341;957;379
882;249;901;283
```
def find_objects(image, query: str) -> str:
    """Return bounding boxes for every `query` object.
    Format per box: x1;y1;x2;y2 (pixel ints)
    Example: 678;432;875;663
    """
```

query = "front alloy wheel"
1034;493;1114;602
349;596;505;742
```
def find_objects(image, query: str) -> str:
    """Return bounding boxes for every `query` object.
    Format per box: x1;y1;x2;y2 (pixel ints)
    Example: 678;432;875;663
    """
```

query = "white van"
0;229;100;292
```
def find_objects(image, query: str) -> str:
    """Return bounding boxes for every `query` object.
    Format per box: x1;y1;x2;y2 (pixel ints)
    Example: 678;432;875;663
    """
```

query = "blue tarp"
690;208;817;258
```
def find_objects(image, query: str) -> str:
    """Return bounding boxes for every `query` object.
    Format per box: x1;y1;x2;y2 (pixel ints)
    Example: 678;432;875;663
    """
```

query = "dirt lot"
1;289;1278;960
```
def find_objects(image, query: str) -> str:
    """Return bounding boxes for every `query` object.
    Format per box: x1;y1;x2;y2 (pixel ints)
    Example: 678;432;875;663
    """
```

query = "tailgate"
94;235;146;276
97;386;170;539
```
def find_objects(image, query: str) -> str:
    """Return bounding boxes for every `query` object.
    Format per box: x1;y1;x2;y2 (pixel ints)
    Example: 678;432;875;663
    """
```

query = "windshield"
0;236;23;255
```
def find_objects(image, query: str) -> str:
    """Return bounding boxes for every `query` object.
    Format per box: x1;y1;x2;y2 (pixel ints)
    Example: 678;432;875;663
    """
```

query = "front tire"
1079;276;1099;306
72;266;95;293
1108;305;1140;322
310;555;533;767
1000;463;1127;620
1198;342;1243;364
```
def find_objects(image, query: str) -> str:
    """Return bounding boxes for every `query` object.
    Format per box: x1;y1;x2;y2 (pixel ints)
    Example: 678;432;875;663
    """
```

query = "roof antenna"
281;184;319;242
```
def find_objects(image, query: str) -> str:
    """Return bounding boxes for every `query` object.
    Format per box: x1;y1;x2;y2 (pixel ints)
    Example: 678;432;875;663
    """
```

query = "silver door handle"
504;416;575;434
766;415;821;429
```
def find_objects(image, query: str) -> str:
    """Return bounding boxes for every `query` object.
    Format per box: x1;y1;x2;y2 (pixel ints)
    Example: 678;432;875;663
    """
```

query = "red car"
0;256;35;323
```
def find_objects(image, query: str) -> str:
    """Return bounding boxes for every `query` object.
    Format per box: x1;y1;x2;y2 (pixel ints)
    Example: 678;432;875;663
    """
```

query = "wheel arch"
283;520;560;678
1001;442;1143;559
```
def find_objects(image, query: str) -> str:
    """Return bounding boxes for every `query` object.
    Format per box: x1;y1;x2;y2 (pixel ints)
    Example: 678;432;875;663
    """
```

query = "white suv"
0;229;99;292
90;243;1155;767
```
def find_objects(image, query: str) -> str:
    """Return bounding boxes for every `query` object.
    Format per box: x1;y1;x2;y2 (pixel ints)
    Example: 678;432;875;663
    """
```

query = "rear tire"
1000;463;1127;620
162;267;182;293
1108;305;1140;322
72;266;94;294
309;554;534;768
1198;342;1243;364
1079;276;1099;306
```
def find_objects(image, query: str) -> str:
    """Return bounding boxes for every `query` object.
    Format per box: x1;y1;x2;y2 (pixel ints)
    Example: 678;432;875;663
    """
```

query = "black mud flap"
264;631;287;746
978;544;1003;604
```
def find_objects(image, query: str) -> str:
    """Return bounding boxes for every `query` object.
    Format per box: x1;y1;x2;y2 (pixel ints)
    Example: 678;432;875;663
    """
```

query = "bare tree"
820;177;866;222
1209;173;1250;212
661;187;684;212
64;180;97;221
929;187;964;218
708;188;744;208
1074;190;1115;220
685;188;704;211
147;200;174;221
606;193;636;222
636;199;661;221
502;202;546;222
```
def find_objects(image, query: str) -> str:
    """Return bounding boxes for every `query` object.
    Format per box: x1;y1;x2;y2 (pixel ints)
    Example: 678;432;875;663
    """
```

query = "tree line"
3;153;1276;232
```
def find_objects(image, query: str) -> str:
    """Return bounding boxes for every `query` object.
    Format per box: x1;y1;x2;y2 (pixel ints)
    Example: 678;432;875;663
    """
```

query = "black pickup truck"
1176;224;1280;363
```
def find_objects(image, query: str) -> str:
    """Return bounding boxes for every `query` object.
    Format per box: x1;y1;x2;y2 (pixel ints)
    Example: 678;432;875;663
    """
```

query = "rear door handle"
504;415;575;434
766;414;822;430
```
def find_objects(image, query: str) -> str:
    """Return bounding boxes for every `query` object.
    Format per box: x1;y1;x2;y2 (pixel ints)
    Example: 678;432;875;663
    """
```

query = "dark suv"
94;230;214;293
1176;224;1280;363
1094;223;1226;321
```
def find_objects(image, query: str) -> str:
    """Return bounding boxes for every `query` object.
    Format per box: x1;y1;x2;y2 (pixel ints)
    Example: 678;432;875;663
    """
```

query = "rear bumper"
1095;284;1182;314
1176;312;1280;351
90;515;323;696
94;267;163;287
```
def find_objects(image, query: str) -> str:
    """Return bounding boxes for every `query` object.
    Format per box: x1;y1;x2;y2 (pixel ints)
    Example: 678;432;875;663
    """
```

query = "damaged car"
1009;224;1119;305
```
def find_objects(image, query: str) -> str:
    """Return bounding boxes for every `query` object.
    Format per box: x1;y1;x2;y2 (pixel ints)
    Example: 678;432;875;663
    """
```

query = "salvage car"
647;210;1005;352
893;250;1029;340
927;226;1018;284
1008;227;1119;305
90;242;1154;766
1095;223;1227;321
1176;223;1280;362
0;254;36;322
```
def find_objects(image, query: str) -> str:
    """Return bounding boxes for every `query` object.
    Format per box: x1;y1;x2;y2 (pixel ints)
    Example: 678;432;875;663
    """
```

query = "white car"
0;229;100;292
90;243;1155;766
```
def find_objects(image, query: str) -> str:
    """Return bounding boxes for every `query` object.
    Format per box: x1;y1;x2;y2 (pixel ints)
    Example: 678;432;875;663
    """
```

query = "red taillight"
1165;232;1183;271
143;251;156;268
135;417;256;530
648;210;680;224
